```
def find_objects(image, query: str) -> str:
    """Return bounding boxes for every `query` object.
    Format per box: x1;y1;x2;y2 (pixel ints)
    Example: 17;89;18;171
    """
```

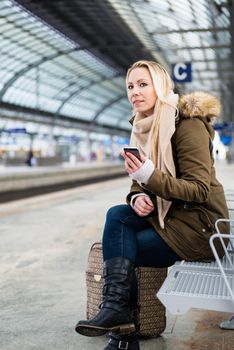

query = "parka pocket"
180;203;216;232
167;205;215;255
195;207;216;232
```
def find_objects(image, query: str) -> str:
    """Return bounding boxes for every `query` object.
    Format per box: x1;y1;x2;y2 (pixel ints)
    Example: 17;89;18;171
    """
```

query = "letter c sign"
172;62;192;83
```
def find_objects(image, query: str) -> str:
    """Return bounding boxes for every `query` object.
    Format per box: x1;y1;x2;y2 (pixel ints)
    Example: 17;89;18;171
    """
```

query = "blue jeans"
102;204;181;309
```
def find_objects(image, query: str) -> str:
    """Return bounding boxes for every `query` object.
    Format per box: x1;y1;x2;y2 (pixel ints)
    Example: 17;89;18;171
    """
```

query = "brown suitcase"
86;242;167;337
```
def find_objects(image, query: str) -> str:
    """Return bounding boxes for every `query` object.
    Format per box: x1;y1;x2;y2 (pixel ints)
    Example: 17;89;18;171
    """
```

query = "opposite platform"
0;161;125;195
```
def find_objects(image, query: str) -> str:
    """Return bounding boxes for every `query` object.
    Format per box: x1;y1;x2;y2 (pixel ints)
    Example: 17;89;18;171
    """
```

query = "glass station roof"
109;0;232;97
0;0;233;135
0;0;131;134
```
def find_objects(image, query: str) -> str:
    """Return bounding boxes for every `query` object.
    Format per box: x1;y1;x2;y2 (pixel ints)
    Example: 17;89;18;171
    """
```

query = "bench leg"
220;315;234;330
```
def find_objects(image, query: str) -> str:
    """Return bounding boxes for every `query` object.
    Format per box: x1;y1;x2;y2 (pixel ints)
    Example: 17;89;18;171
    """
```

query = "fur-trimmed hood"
179;91;221;120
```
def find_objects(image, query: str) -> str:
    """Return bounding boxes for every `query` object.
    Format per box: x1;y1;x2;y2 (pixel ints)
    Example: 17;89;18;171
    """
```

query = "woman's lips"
133;100;144;106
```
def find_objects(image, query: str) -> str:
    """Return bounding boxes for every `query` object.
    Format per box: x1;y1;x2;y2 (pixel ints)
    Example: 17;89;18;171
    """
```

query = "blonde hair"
126;60;177;164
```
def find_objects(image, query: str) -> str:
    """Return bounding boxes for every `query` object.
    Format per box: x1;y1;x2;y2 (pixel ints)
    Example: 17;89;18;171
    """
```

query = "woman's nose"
131;87;140;95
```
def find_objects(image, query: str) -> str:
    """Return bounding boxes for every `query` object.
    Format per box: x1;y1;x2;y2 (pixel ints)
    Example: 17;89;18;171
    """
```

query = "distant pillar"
29;133;35;150
85;132;91;161
110;136;115;160
97;141;104;163
48;127;56;156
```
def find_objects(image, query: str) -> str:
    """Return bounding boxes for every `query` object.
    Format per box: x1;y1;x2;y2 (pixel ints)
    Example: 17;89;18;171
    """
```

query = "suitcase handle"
90;241;102;252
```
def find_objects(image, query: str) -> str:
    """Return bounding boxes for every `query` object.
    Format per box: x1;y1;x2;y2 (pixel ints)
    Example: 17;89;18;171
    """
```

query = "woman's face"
127;67;157;116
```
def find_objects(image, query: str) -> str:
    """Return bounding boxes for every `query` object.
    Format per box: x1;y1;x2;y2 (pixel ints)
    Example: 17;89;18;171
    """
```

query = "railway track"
0;172;126;203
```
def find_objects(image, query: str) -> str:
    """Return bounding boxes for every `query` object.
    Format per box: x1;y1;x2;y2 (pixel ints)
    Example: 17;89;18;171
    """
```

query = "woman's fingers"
135;196;153;210
134;196;154;216
127;152;143;165
122;152;143;173
135;206;152;216
143;196;154;207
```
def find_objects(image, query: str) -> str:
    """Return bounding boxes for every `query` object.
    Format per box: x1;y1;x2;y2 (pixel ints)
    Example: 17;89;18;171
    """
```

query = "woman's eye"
128;85;133;90
140;82;147;87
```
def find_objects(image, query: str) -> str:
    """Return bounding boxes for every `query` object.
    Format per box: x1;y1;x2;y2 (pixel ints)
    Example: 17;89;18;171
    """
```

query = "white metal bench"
157;194;234;329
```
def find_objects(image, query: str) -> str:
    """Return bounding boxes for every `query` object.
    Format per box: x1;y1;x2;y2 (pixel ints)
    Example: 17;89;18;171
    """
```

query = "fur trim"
179;91;221;119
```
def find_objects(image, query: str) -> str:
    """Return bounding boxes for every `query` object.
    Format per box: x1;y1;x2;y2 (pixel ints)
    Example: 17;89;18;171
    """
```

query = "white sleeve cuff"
129;159;155;184
130;193;148;208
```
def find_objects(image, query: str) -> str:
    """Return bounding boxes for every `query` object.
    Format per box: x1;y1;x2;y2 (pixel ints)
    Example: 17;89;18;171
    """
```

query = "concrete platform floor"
0;160;234;350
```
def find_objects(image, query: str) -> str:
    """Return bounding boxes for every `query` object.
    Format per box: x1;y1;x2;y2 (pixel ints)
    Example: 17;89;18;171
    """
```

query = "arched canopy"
0;0;233;136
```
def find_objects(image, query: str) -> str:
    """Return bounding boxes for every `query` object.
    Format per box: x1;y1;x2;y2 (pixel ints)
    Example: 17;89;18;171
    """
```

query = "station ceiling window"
0;0;233;134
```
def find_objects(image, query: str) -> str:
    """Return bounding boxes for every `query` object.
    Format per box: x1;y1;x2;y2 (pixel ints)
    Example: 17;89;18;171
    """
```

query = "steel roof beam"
150;27;230;35
55;73;122;116
7;0;233;126
14;0;154;69
91;95;126;124
126;0;169;69
191;76;230;80
194;68;233;73
0;42;124;101
207;3;226;113
153;45;230;51
0;47;80;100
190;58;230;62
0;102;130;137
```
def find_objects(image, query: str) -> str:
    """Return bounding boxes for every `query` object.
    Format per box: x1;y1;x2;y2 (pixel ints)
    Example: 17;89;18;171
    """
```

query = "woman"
75;60;229;350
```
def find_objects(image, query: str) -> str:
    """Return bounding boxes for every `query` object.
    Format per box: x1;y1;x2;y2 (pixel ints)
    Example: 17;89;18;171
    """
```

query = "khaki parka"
126;92;229;261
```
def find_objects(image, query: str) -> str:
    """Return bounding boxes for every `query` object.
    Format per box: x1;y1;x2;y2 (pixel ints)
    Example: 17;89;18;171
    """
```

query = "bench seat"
157;196;234;318
158;265;234;314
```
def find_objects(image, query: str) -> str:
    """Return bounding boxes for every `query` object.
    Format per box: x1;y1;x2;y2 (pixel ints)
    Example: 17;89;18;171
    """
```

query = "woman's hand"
133;195;154;217
121;151;146;174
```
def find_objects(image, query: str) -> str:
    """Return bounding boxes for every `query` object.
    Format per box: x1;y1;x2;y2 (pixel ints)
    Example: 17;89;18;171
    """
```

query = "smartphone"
123;147;141;161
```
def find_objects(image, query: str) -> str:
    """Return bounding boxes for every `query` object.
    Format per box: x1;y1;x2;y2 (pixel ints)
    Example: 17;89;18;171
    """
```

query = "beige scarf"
130;91;178;228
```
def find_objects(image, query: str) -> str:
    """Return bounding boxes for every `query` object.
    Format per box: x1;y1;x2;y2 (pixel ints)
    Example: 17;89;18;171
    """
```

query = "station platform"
0;160;234;350
0;161;125;194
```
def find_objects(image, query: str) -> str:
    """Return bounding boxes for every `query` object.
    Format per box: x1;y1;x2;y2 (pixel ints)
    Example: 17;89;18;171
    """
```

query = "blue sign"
172;62;192;83
6;128;27;134
220;135;232;146
214;122;234;132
